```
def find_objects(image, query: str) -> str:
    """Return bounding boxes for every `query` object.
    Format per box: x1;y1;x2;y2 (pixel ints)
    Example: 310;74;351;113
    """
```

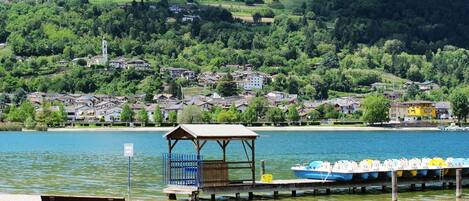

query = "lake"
0;130;468;200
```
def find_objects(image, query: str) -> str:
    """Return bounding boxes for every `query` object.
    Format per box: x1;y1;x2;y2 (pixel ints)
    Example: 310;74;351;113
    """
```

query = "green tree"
24;116;37;129
120;104;134;125
267;107;285;124
308;109;321;121
153;105;163;126
317;103;340;119
137;108;149;126
216;106;239;123
56;104;67;126
242;106;258;124
216;73;238;97
405;84;420;100
144;90;154;103
361;95;390;124
450;90;469;126
168;111;178;125
177;105;203;124
7;101;35;123
202;111;212;123
250;97;269;117
253;12;262;23
287;105;300;122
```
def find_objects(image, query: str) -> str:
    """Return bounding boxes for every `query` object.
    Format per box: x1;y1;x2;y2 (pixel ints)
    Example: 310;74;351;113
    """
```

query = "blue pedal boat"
291;161;353;181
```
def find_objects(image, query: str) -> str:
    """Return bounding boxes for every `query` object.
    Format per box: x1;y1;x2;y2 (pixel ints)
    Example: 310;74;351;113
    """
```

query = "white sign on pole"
124;143;134;157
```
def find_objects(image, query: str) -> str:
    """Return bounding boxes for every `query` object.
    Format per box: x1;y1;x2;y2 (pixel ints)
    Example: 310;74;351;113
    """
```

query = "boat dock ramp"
162;125;468;200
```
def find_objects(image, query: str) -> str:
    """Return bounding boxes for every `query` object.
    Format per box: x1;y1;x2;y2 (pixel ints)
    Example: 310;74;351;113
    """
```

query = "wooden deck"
164;168;469;200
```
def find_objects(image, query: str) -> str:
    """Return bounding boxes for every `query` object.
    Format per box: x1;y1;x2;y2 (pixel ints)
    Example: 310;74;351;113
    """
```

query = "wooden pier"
162;125;468;201
164;168;467;200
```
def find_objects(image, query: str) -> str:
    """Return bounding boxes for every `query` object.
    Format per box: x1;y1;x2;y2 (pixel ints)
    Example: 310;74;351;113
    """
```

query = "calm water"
0;131;468;200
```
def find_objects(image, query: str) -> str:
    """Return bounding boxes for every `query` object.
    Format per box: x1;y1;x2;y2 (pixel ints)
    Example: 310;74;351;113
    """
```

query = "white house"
242;73;265;90
104;107;123;122
125;59;151;70
329;97;361;114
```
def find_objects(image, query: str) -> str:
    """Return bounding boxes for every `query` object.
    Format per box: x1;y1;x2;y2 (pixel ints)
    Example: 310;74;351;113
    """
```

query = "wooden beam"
243;140;253;150
199;140;207;151
251;139;256;186
223;140;230;148
216;140;223;149
170;139;179;150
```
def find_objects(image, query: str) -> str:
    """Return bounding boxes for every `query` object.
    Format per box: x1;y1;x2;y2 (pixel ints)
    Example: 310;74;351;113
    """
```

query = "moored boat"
291;161;354;181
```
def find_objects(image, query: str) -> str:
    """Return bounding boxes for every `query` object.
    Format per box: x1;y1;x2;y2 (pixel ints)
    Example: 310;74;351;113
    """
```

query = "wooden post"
292;190;297;197
251;140;256;185
260;160;265;176
410;184;416;191
248;192;254;200
456;169;462;198
273;191;279;199
392;171;398;201
211;194;216;201
235;193;240;200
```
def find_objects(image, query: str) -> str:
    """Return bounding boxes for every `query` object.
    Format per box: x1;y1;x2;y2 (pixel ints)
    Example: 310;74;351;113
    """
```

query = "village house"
198;72;225;86
383;91;403;100
109;57;127;69
56;60;68;67
153;94;175;103
403;101;436;121
65;106;77;122
239;72;268;90
125;59;151;70
329;97;361;114
162;67;196;80
161;102;184;120
435;101;452;120
266;91;298;105
94;101;118;110
182;15;200;22
169;5;183;14
109;57;151;70
389;102;408;122
404;81;440;91
371;82;393;91
76;95;99;107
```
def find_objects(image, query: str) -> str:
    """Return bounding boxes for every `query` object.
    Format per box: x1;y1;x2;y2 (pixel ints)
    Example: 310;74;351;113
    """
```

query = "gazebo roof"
164;124;258;140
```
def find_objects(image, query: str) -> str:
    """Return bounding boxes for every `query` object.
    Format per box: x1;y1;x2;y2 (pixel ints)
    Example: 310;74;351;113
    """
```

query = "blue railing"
163;153;203;186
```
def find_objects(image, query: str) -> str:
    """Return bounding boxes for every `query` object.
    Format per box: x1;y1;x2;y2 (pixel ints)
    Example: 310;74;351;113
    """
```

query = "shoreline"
46;126;441;132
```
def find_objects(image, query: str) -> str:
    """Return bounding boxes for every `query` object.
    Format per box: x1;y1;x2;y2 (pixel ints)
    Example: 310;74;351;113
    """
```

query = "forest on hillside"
0;0;468;100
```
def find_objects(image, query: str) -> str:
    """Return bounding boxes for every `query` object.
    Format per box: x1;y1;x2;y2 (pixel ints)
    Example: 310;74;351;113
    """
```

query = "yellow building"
404;101;437;119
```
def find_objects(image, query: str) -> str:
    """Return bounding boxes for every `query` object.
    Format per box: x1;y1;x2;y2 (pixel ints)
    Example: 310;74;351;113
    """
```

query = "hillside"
0;0;468;101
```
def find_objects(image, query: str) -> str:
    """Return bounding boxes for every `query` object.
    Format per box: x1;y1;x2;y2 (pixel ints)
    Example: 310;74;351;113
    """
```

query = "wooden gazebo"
163;124;258;187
